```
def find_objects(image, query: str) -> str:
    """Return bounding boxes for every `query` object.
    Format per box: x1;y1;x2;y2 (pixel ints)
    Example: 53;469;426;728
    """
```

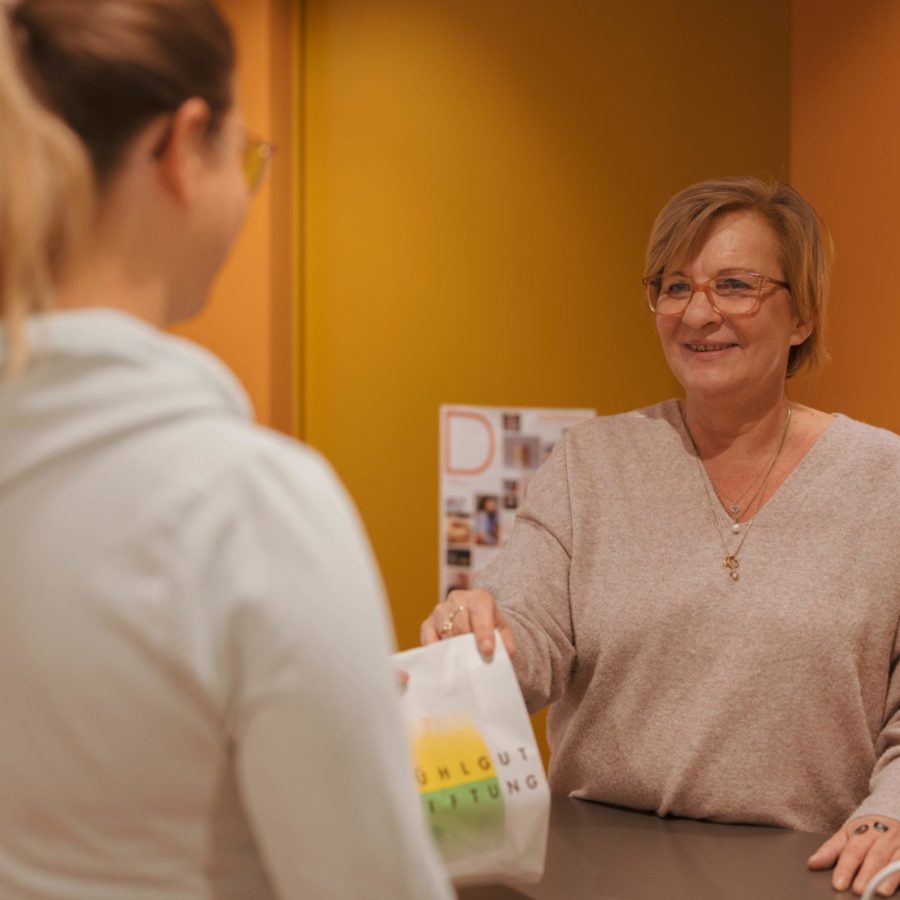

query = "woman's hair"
1;0;235;375
0;7;91;376
644;176;832;378
9;0;235;185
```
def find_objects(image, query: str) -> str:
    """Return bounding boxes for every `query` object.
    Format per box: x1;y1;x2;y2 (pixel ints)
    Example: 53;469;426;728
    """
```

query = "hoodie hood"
0;309;253;490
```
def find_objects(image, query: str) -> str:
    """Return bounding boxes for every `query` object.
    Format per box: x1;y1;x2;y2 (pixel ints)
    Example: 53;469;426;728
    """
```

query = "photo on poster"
474;495;500;545
446;496;468;514
503;435;541;470
445;513;471;546
447;548;472;568
502;479;519;510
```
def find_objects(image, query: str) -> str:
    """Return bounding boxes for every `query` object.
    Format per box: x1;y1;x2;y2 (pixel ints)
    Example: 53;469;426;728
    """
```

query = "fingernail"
479;639;493;655
834;875;848;891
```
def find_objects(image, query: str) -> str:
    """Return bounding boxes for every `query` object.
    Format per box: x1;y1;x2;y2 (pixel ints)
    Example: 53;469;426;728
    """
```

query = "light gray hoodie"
0;309;452;900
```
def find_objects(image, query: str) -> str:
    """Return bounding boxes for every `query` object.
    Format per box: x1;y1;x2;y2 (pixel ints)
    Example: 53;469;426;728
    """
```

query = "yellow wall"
301;0;791;652
790;0;900;432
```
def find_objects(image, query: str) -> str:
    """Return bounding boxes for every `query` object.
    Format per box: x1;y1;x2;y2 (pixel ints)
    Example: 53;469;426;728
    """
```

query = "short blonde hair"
644;176;832;378
0;6;92;376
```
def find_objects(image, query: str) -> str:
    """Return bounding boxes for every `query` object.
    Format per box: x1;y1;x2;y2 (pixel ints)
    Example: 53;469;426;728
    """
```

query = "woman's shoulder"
563;398;681;449
550;400;686;487
28;309;352;537
801;410;900;504
822;418;900;511
175;416;350;518
825;411;900;465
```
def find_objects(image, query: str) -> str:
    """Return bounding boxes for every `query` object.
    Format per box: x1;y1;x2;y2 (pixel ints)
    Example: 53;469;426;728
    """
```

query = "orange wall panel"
170;0;300;433
790;0;900;431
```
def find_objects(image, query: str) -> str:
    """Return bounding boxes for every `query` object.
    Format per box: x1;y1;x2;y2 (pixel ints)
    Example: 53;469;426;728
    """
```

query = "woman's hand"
420;589;516;658
808;815;900;895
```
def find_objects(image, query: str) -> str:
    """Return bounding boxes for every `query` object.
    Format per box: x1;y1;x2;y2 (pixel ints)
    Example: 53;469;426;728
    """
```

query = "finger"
833;838;871;893
420;614;441;646
425;593;470;642
394;669;409;689
468;591;500;656
442;591;473;636
875;851;900;896
853;841;892;895
808;829;847;869
449;604;472;635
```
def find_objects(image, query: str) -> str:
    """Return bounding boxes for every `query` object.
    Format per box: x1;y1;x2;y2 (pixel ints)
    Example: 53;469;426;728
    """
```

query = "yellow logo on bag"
411;714;505;861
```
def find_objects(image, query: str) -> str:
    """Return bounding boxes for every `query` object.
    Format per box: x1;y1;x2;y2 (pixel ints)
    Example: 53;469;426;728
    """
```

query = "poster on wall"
439;404;595;600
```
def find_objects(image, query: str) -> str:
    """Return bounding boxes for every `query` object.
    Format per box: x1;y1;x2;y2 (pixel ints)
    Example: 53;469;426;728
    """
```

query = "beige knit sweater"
477;400;900;833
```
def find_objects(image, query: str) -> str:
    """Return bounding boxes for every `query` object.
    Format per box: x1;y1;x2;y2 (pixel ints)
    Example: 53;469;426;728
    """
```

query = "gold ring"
440;603;466;636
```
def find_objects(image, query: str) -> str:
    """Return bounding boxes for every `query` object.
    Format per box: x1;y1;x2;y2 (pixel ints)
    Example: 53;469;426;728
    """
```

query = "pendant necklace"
721;457;776;534
722;461;769;519
683;402;792;582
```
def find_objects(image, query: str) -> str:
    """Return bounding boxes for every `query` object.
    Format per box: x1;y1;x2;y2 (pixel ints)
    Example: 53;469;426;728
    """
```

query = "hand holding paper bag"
421;589;517;658
393;633;549;886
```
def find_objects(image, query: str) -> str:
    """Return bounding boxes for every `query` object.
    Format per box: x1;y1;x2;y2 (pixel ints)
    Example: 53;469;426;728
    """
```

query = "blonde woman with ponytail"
0;3;451;899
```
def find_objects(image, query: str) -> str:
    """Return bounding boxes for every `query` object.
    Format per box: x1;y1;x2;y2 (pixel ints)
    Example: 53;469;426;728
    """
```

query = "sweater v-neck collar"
662;397;843;524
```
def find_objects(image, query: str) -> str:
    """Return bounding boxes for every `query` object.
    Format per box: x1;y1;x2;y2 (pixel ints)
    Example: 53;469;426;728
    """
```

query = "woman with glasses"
424;177;900;896
0;2;452;898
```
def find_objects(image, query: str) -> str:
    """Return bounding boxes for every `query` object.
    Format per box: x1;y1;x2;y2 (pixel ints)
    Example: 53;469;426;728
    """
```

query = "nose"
680;283;722;328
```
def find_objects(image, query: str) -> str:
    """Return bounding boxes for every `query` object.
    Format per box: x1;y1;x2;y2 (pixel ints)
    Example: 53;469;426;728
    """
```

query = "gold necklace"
720;451;778;535
721;458;769;517
683;402;792;582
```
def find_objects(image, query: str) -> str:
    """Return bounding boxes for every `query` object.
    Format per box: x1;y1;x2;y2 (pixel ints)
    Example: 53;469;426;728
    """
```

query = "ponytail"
0;6;92;376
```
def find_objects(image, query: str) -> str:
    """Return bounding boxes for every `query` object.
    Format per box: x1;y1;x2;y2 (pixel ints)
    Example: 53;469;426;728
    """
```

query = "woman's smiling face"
655;210;812;402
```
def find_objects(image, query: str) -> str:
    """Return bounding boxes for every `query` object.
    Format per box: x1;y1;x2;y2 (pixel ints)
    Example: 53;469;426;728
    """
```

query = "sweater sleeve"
848;619;900;825
475;435;576;714
177;444;454;900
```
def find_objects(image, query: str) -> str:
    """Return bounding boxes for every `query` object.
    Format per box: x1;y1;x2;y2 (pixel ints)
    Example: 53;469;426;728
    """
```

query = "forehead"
682;210;782;274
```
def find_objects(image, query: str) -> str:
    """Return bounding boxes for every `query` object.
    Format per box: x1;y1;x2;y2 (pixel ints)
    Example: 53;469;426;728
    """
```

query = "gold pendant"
724;556;740;581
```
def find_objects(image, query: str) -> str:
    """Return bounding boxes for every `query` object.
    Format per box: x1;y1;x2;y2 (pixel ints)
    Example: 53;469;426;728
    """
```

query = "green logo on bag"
412;715;505;860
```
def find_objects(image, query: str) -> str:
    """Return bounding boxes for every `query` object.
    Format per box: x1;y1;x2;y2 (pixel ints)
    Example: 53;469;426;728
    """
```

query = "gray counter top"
459;794;836;899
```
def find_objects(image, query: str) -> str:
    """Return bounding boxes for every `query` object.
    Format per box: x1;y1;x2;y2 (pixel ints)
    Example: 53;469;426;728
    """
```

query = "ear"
789;315;815;347
154;98;215;204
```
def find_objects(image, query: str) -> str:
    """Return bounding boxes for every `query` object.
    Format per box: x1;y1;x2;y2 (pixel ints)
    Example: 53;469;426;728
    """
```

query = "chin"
676;370;744;399
166;289;212;327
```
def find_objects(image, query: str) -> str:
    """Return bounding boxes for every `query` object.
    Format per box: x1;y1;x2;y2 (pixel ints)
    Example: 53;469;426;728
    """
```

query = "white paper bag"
392;633;550;886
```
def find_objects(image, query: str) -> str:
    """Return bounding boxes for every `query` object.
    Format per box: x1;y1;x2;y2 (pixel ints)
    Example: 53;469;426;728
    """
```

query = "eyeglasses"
152;122;274;194
642;271;790;318
241;132;275;194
